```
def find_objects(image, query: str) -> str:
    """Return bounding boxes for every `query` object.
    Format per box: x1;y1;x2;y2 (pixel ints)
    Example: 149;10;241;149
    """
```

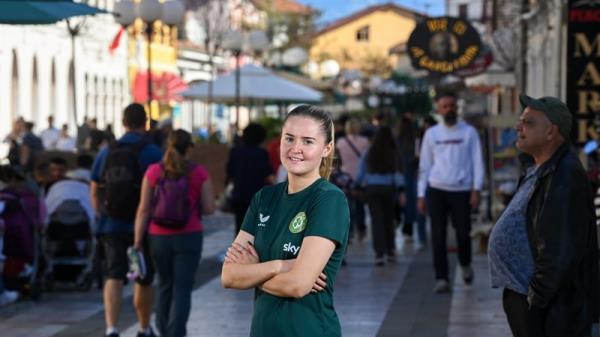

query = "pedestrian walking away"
90;103;163;337
336;118;369;242
134;129;215;337
417;91;484;293
355;126;404;266
488;94;599;337
225;123;275;235
221;105;350;337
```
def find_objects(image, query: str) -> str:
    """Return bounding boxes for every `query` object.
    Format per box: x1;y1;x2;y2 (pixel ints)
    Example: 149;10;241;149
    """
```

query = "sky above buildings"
296;0;446;25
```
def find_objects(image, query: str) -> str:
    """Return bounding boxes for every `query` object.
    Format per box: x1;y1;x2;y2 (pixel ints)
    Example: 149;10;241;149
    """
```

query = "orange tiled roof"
250;0;314;15
315;2;426;37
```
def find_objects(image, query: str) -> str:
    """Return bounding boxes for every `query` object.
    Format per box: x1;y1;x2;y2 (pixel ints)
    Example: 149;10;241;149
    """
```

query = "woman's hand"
225;242;259;264
399;192;407;207
279;260;327;293
133;239;143;251
311;272;327;293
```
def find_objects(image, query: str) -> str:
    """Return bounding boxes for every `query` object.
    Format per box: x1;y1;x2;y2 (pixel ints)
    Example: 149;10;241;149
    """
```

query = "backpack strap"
344;137;361;158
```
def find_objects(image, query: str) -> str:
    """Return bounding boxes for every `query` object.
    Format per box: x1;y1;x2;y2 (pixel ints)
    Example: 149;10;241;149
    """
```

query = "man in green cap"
488;94;599;336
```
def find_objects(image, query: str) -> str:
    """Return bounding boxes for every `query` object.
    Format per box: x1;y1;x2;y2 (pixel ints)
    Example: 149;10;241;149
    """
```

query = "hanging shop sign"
566;0;600;145
407;16;482;75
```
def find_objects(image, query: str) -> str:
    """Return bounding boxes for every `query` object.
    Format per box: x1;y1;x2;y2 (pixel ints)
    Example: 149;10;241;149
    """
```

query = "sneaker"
0;290;18;306
136;328;156;337
461;265;474;284
386;253;397;264
374;256;385;267
433;279;450;293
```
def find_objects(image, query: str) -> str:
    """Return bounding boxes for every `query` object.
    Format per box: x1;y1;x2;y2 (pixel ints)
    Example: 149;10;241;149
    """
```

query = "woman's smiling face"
280;116;332;178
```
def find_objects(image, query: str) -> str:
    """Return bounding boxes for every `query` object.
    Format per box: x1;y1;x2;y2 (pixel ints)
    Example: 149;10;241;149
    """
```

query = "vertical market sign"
567;0;600;144
407;17;482;75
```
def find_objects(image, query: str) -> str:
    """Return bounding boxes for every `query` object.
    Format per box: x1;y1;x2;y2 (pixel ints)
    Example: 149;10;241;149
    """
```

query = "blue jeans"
149;232;203;337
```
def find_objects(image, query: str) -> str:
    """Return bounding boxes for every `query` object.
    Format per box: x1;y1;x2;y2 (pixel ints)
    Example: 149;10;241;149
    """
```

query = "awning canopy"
0;0;107;25
181;64;323;103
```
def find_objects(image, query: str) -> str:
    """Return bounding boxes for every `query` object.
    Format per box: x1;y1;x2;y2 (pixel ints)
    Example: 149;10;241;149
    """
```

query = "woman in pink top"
134;129;215;337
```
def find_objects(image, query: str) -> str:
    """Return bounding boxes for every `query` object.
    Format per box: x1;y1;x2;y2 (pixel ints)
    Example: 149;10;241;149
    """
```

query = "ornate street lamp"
114;0;184;121
222;29;269;130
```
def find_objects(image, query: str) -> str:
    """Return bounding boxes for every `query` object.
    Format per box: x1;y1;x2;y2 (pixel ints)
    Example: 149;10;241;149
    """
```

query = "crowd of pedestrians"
0;92;599;337
0;103;215;337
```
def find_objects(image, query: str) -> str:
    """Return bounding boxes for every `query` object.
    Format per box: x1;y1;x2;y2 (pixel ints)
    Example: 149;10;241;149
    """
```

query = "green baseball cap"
519;94;572;140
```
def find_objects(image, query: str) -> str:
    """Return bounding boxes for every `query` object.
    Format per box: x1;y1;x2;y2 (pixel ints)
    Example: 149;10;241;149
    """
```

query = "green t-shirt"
241;178;350;337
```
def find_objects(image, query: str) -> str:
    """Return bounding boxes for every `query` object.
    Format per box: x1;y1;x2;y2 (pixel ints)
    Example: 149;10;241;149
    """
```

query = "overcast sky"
296;0;445;25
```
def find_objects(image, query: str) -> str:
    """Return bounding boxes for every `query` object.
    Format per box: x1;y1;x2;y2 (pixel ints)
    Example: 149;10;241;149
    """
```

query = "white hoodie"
417;120;484;197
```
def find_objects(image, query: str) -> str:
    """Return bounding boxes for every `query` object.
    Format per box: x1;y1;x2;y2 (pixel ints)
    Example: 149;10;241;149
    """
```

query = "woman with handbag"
134;129;215;337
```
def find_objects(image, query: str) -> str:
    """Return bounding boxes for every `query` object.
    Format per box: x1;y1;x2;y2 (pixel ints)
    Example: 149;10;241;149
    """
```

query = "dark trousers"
232;200;250;235
349;196;367;238
503;288;546;337
150;232;203;337
426;187;472;280
366;185;396;257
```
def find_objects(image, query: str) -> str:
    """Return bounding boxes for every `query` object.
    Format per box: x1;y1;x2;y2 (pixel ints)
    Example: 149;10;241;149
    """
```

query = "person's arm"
417;129;433;199
528;171;589;309
354;153;367;187
200;178;216;215
19;143;30;167
90;181;100;213
417;130;433;214
133;177;153;250
470;128;484;207
221;230;285;289
260;236;335;298
89;149;107;213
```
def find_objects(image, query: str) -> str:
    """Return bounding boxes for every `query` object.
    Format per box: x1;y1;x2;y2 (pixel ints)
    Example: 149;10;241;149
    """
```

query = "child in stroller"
43;177;95;290
0;165;45;300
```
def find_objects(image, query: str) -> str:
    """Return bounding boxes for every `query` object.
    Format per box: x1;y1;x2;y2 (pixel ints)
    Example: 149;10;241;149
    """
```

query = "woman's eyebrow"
283;133;316;141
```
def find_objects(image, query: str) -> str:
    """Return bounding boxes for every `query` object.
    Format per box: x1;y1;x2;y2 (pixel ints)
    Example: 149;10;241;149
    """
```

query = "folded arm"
260;236;335;299
221;230;283;290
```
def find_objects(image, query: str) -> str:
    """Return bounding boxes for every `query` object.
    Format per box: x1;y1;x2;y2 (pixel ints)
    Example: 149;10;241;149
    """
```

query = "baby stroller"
0;186;43;300
42;179;95;291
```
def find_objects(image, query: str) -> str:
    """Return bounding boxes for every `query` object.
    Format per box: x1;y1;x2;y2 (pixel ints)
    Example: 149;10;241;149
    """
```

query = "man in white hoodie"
417;92;484;293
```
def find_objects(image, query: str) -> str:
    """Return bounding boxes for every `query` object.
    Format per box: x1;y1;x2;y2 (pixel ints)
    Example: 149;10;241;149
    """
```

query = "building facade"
0;0;129;154
308;3;424;79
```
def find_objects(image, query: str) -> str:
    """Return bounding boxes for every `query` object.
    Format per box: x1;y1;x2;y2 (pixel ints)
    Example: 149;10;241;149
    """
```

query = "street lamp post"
65;18;86;126
114;0;183;121
138;0;162;121
222;30;269;131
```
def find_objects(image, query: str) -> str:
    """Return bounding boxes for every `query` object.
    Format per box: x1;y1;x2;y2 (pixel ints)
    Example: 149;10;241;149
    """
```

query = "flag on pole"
109;27;124;55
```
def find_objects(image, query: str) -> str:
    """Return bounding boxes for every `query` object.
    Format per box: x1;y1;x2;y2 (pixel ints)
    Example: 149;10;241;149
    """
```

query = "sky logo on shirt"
258;213;270;227
289;212;307;233
283;242;300;255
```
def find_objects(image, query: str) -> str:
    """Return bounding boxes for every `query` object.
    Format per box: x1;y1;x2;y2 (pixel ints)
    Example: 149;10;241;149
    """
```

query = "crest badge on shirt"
289;212;307;233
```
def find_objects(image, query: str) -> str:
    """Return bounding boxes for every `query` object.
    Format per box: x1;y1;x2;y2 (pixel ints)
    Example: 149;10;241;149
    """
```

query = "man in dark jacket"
488;94;599;336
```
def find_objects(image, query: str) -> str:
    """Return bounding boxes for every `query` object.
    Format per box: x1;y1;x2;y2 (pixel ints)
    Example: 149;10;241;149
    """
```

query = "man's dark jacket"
520;143;599;336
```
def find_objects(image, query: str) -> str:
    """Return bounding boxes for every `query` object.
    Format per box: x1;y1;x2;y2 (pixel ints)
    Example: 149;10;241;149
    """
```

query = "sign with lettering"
566;0;600;144
407;17;482;75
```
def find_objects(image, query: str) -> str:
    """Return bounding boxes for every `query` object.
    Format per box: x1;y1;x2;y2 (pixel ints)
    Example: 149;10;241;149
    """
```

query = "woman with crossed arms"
221;105;350;337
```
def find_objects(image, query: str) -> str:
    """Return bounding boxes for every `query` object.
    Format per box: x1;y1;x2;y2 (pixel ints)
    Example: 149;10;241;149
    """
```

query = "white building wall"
525;0;563;98
0;0;129;159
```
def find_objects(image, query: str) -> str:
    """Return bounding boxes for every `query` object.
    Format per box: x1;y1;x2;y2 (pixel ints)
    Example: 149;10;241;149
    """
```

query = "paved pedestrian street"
0;213;510;337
